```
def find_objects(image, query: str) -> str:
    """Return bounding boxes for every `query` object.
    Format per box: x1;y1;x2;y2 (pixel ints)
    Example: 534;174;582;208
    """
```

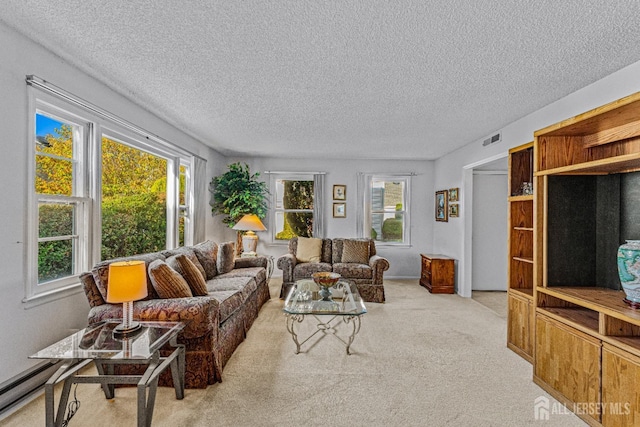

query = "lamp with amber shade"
232;214;267;255
107;260;147;337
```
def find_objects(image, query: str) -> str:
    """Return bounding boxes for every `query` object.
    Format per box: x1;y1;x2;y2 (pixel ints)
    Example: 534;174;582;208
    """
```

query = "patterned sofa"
79;240;270;389
277;237;389;303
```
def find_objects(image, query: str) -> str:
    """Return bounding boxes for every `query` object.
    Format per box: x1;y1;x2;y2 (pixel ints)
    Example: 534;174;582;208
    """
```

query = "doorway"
463;155;508;317
472;168;507;291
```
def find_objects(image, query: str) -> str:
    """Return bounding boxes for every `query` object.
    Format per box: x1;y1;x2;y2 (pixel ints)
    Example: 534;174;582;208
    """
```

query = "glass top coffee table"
30;320;185;427
283;279;367;355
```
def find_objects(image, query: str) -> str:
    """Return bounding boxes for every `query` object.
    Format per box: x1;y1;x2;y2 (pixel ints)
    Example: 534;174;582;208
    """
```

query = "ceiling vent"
482;132;502;147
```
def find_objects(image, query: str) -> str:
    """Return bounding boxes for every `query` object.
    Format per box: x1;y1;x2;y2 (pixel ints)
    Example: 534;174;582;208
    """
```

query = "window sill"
22;283;84;309
373;242;412;248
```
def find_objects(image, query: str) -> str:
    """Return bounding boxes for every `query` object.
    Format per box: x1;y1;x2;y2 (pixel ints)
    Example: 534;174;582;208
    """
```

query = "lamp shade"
106;261;148;303
232;214;267;232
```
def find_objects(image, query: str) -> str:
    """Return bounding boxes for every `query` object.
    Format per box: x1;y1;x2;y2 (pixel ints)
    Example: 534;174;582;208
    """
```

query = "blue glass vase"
618;240;640;304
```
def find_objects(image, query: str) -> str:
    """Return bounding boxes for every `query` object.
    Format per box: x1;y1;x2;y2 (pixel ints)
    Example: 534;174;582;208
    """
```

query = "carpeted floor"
2;279;585;426
472;291;507;318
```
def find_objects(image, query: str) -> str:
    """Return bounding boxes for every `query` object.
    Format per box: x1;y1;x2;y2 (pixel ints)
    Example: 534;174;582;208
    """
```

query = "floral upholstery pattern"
234;256;268;269
277;237;389;302
293;262;332;280
191;240;218;280
217;241;236;274
209;289;245;323
208;276;258;302
356;284;385;304
333;262;373;279
80;272;105;308
218;266;266;286
81;245;270;389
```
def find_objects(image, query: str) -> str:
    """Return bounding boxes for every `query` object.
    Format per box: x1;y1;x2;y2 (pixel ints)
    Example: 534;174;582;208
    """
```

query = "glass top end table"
31;320;185;361
283;279;367;354
30;320;186;427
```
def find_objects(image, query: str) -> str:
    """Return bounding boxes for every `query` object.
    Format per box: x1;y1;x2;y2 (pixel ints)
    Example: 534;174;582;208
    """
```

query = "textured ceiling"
2;1;640;160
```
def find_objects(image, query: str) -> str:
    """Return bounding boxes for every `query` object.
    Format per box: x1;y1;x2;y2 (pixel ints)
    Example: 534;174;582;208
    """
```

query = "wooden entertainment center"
507;91;640;426
507;142;534;362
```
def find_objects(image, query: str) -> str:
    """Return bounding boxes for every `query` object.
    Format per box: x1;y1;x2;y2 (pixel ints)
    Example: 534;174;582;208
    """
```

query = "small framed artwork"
449;203;459;218
436;190;448;222
449;188;459;202
333;203;346;218
333;184;346;200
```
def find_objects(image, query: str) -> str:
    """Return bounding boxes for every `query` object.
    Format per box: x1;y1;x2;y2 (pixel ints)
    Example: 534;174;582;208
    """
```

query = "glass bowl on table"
311;272;341;311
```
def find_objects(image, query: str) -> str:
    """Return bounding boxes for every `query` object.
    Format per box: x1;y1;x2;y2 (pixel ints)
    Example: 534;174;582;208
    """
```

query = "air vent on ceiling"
482;132;502;147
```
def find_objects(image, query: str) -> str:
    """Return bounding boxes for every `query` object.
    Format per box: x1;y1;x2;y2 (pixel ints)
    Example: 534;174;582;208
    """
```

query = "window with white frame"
27;79;195;303
360;174;411;245
178;162;191;247
270;173;324;241
34;110;90;289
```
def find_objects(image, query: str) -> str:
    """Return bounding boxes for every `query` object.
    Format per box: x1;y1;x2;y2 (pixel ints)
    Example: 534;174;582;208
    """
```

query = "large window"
27;80;195;303
270;173;324;241
100;135;168;259
360;174;411;245
34;112;90;288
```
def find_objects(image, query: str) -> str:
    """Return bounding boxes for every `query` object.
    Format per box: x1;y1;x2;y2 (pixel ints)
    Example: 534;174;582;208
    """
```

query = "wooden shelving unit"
532;91;640;426
507;142;535;363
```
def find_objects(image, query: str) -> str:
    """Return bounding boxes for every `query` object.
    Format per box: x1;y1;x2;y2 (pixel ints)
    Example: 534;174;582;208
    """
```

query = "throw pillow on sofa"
161;247;207;281
296;237;323;263
167;254;208;296
148;259;193;299
341;240;370;264
192;240;218;280
217;241;236;274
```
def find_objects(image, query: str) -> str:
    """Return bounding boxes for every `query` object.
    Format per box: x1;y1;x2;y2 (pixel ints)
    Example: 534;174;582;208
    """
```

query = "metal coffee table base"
285;313;362;355
44;341;184;427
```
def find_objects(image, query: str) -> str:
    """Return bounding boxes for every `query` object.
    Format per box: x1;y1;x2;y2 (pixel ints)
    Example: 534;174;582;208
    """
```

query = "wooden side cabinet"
507;292;533;362
534;314;602;425
602;344;640;427
420;254;455;294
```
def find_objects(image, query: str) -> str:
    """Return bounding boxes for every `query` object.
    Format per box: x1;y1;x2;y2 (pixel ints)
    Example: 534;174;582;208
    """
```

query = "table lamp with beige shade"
107;260;148;337
232;214;267;255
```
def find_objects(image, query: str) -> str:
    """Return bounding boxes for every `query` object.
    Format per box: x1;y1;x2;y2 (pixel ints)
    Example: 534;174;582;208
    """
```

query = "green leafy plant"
209;162;268;227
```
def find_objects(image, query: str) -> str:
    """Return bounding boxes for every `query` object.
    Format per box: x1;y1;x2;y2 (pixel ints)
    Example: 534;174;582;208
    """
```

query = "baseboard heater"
0;360;63;414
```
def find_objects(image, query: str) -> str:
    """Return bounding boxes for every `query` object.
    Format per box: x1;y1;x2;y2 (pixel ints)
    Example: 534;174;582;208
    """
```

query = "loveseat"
277;237;389;303
79;240;270;389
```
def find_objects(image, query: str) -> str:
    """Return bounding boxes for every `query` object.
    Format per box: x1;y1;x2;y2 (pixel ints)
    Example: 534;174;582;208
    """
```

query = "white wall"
226;156;435;278
433;59;640;297
0;22;218;384
472;172;508;291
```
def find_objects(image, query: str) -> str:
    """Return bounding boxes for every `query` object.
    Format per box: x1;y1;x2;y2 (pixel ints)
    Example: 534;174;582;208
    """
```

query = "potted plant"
209;163;268;254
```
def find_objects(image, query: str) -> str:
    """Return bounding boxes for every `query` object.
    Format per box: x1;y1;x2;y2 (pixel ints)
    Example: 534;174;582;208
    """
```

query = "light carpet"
2;279;585;426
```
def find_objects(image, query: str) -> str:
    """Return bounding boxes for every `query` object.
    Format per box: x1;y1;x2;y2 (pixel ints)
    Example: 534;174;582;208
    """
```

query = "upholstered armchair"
277;237;389;303
277;237;333;298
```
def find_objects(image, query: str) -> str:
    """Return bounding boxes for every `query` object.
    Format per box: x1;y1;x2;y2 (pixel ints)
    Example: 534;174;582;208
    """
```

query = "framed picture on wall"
436;190;448;222
333;203;346;218
449;188;459;202
449;203;459;218
333;184;346;200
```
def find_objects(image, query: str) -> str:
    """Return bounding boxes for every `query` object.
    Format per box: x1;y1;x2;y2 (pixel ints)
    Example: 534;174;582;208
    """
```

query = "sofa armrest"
87;296;219;340
369;255;390;285
80;272;105;308
277;253;297;283
234;256;267;269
